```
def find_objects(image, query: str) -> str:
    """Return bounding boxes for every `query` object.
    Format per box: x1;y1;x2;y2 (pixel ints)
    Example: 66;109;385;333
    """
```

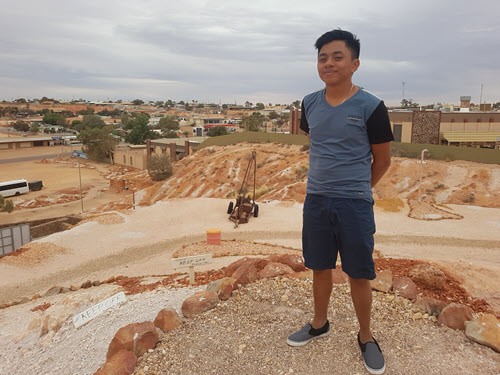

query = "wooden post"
189;266;195;285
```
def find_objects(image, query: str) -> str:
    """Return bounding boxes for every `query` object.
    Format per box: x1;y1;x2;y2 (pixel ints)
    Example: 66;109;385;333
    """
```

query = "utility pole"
479;84;484;111
402;82;406;102
78;162;84;213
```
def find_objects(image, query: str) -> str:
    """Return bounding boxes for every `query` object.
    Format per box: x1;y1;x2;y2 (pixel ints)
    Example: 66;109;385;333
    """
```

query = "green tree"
255;102;265;110
155;101;164;107
30;123;40;133
81;114;106;129
12;120;30;132
165;99;174;108
156;115;179;132
78;106;95;116
163;130;179;138
207;126;228;136
124;113;157;144
240;112;265;132
15;98;27;103
292;100;301;108
132;99;144;105
222;104;228;110
42;113;65;125
78;125;119;162
268;111;279;120
147;154;173;181
0;195;14;213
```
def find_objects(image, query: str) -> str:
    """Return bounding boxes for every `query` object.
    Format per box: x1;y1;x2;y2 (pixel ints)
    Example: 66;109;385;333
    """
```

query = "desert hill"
98;142;500;212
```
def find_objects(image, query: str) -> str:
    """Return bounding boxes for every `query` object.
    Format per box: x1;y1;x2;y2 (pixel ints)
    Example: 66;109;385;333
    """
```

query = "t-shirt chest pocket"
346;115;365;128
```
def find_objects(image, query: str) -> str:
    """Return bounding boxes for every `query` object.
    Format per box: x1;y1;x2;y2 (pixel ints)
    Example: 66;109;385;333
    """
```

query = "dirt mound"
0;242;69;267
94;145;499;213
14;185;93;209
374;198;405;212
408;200;464;220
76;212;125;226
377;158;500;208
173;239;301;259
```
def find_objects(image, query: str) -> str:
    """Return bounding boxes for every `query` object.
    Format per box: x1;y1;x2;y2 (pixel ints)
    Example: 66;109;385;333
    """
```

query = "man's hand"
371;142;391;188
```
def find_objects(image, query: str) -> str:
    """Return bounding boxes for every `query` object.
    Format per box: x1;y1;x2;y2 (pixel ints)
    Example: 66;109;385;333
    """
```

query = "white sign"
171;254;212;269
72;292;127;328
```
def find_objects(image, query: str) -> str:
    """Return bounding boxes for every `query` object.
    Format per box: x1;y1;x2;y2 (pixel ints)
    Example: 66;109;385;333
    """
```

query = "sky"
1;0;499;106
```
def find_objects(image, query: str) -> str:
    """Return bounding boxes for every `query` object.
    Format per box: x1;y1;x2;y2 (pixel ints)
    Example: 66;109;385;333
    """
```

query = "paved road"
0;152;73;164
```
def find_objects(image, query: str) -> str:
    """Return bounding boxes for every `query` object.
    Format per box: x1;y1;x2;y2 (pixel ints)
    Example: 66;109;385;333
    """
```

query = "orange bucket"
206;228;221;245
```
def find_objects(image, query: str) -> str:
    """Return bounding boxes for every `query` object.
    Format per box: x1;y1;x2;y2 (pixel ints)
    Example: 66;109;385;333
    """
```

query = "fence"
0;224;31;256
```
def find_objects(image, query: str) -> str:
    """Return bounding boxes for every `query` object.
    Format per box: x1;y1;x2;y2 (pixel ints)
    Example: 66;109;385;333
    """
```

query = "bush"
207;126;228;137
147;154;173;181
295;164;309;181
0;195;14;213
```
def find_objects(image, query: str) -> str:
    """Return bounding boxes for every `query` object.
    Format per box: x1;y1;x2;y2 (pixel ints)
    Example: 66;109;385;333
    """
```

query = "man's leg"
349;277;373;343
311;269;333;328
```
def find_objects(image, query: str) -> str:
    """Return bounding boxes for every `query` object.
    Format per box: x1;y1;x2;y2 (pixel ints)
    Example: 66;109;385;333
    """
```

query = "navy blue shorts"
302;194;376;280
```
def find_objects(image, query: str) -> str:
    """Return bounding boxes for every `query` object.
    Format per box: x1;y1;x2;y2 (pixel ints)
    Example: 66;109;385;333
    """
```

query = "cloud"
0;0;499;105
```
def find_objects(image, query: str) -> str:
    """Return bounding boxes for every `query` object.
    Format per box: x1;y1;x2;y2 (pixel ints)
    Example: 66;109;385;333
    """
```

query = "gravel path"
0;284;204;375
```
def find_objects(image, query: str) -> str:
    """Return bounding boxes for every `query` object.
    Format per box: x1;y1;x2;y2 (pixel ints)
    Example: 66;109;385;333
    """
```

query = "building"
112;137;205;170
290;108;500;148
0;136;63;150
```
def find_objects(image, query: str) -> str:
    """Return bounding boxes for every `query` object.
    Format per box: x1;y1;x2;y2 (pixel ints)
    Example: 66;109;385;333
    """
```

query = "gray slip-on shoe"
286;321;330;347
358;333;385;374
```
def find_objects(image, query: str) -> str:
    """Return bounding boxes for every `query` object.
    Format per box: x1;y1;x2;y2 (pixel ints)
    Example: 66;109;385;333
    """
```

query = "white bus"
0;179;29;198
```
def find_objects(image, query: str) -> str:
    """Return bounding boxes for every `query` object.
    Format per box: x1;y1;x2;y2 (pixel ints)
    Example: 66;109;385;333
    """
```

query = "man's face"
317;40;360;86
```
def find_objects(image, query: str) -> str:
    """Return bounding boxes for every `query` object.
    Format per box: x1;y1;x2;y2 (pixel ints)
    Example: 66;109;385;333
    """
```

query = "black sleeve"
299;100;309;134
366;101;394;144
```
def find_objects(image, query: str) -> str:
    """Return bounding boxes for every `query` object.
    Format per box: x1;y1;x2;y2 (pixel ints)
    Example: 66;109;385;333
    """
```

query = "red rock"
81;280;92;289
437;303;473;330
409;264;445;290
106;321;159;360
154;309;182;333
465;314;500;353
103;276;116;284
225;257;253;277
259;262;294;279
413;297;447;316
392;277;418;299
92;280;101;287
44;286;61;297
181;291;219;318
95;349;137;375
266;254;306;272
370;269;393;293
217;278;237;300
232;259;268;285
332;268;348;284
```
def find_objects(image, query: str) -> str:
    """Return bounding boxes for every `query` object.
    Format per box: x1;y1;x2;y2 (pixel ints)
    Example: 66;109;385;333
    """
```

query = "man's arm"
371;142;391;188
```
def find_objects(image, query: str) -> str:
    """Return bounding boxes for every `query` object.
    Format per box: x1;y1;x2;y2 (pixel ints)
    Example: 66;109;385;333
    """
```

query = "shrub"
295;164;309;181
147;154;173;181
0;195;14;213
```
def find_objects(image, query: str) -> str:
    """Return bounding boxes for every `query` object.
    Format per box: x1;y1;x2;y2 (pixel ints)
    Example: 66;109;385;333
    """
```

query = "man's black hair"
315;29;360;60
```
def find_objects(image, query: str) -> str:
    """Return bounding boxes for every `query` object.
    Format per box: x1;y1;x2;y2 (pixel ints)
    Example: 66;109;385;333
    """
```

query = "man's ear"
351;59;360;74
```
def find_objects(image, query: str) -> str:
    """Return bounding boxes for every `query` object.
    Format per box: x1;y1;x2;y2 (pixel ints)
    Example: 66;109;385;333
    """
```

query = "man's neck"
324;80;356;107
325;80;353;100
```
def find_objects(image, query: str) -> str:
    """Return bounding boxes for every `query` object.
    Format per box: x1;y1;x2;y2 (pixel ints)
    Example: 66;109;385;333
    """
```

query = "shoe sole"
286;329;330;347
363;362;385;375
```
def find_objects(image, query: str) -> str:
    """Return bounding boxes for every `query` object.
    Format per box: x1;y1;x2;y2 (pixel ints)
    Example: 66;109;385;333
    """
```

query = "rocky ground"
134;277;500;375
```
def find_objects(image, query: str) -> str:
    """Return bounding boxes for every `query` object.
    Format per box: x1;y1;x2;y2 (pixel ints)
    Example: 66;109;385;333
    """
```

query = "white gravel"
0;284;203;375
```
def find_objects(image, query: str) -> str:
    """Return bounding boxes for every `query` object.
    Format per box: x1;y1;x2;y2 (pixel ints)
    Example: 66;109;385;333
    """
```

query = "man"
287;29;393;375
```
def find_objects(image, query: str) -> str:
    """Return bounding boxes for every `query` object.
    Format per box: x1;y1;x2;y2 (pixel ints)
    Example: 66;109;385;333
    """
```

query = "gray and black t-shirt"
300;87;394;202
